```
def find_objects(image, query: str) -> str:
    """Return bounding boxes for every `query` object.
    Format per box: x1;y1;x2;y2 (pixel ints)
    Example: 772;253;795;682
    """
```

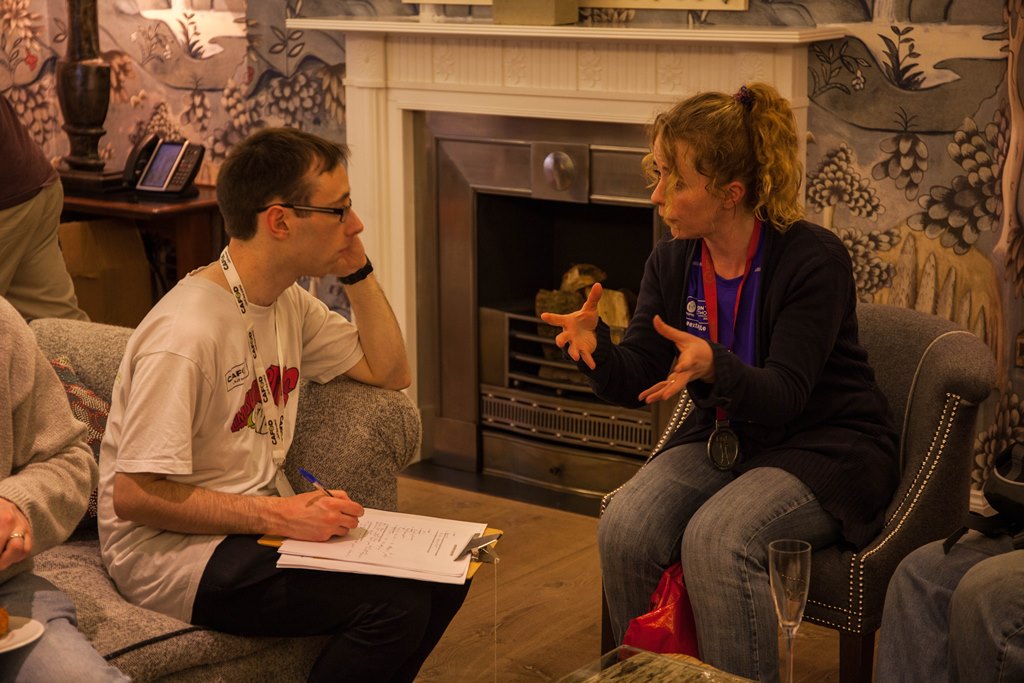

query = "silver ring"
8;532;24;540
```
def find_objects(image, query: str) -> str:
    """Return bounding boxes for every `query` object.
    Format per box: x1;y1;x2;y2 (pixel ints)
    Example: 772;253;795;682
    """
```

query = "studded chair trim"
805;393;962;632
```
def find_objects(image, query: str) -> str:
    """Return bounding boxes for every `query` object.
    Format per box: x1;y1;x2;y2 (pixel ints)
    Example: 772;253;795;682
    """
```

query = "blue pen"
298;468;335;497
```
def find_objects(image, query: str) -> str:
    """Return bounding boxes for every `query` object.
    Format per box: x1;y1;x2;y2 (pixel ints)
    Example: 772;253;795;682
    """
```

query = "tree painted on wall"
871;107;928;200
1;0;59;148
908;112;1006;256
973;388;1024;489
208;77;263;161
837;226;901;302
806;143;884;230
966;0;1024;493
805;144;900;302
999;0;1024;297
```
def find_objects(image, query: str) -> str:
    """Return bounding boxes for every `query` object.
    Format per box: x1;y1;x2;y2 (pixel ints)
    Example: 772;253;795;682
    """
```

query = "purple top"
684;236;764;366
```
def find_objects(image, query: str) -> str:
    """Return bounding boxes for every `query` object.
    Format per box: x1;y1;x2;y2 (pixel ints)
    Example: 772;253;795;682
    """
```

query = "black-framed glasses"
258;199;353;223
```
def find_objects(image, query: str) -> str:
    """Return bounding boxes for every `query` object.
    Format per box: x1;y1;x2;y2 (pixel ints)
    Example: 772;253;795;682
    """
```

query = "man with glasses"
96;128;469;682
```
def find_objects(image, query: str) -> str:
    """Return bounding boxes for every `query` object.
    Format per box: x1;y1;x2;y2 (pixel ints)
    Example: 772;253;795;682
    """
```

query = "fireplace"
287;15;836;497
416;111;668;495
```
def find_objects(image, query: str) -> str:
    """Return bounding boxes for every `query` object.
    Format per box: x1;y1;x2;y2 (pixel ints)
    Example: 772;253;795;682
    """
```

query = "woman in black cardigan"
542;82;898;682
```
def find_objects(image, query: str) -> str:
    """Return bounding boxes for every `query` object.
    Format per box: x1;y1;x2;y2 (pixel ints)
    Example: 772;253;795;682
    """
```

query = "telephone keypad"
169;147;202;190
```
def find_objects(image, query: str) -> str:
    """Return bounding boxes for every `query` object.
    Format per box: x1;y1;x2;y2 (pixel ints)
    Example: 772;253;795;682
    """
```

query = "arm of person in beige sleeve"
0;298;96;575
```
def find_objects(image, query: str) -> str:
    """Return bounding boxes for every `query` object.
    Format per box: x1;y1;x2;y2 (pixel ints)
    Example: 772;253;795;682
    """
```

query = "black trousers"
191;535;471;683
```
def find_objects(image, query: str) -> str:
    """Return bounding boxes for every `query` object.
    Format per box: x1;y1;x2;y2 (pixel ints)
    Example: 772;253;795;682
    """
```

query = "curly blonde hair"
643;81;803;231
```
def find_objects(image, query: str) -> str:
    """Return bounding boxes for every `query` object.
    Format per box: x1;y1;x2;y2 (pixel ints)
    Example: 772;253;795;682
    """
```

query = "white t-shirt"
98;275;364;622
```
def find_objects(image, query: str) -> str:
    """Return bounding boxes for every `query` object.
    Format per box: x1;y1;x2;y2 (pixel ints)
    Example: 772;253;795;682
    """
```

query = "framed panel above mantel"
404;0;748;10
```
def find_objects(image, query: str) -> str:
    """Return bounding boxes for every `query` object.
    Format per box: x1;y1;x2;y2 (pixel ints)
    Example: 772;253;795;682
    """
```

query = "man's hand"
274;490;365;542
539;283;603;370
638;315;715;404
335;233;369;281
0;498;32;571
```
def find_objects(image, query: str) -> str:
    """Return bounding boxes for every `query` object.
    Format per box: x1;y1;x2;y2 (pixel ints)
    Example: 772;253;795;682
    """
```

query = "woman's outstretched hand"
539;283;603;370
638;315;715;404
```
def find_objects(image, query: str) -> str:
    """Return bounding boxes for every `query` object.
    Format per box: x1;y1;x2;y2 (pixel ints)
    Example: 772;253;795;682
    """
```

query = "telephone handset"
123;134;205;198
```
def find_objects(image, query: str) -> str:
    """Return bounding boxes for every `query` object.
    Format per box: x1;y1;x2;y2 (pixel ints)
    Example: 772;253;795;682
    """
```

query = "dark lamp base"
60;167;127;197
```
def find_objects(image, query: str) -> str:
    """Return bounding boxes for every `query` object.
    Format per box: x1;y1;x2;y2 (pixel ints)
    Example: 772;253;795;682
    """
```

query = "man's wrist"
339;258;373;285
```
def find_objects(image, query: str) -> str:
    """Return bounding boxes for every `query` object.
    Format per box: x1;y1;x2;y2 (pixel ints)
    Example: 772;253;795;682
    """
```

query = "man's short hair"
216;127;351;240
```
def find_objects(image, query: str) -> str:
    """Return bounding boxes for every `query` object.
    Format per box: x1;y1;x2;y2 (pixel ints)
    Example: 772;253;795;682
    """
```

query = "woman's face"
650;137;724;240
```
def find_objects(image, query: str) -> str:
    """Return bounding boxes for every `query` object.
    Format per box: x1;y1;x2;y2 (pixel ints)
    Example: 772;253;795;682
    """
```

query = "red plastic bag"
621;561;699;656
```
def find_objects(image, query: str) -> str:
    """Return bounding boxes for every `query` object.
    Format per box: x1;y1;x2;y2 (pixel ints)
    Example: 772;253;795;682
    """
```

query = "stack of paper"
276;508;487;584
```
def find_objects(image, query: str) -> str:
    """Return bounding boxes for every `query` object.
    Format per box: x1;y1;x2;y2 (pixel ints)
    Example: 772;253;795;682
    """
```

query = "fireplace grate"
478;305;654;456
481;385;652;455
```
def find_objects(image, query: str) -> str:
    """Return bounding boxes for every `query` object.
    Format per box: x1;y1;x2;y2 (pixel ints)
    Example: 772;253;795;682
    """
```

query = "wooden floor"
398;475;844;682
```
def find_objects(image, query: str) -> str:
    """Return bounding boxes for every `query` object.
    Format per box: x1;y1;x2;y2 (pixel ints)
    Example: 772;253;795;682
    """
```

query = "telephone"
123;134;205;198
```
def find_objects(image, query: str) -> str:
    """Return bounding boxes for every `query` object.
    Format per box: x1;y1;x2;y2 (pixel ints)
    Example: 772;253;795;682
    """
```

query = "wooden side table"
61;185;222;282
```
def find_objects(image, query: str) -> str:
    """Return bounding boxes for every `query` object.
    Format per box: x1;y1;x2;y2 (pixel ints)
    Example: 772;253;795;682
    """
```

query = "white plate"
0;617;44;653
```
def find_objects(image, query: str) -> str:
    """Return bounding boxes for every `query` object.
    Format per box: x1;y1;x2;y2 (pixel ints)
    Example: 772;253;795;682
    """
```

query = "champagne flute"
769;539;811;683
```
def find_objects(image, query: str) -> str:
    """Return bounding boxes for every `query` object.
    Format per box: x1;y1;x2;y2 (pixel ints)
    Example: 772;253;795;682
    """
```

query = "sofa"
28;317;422;681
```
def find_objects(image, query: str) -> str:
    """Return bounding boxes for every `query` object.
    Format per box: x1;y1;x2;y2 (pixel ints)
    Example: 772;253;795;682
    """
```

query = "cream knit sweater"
0;297;96;584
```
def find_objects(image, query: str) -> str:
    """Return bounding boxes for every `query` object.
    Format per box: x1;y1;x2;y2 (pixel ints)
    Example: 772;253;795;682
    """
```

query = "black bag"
944;442;1024;552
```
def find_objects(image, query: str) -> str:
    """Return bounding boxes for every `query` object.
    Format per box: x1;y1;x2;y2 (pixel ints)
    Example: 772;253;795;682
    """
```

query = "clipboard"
258;527;503;581
468;527;502;579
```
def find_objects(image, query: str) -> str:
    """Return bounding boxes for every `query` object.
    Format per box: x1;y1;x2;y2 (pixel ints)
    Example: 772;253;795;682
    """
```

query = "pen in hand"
298;468;335;498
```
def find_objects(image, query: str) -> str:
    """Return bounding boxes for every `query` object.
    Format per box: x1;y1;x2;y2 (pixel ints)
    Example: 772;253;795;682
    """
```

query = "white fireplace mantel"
287;16;841;399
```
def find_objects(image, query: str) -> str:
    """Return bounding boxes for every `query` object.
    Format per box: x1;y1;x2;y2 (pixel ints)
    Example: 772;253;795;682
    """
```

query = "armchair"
803;303;995;682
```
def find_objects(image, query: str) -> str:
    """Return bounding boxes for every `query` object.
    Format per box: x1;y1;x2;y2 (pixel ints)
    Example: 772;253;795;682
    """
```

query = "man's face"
294;164;365;277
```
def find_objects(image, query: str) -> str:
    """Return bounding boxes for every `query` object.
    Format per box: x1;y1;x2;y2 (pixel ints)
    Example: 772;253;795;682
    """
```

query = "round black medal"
707;423;740;470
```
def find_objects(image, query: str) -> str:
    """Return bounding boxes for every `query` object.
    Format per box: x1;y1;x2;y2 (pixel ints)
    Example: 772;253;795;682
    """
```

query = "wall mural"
2;0;1019;491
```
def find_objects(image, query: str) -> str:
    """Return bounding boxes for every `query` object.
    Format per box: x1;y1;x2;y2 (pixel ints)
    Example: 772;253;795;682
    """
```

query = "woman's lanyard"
700;221;761;470
219;247;296;496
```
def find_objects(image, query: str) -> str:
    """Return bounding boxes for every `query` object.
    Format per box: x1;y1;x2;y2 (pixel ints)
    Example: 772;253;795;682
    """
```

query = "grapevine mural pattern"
1;0;1019;491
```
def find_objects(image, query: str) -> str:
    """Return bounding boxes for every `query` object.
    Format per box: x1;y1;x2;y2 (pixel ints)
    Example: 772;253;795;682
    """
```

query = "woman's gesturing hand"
539;283;603;370
638;315;715;404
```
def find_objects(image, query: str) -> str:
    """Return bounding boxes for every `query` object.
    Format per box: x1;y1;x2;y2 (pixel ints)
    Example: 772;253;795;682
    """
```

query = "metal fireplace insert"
415;112;671;499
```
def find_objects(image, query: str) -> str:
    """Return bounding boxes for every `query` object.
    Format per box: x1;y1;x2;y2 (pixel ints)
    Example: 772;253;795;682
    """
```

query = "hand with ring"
0;498;32;570
638;315;715;404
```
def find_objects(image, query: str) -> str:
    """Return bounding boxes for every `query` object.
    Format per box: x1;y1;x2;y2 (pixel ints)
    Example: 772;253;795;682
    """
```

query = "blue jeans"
0;572;128;682
876;533;1024;682
598;443;840;682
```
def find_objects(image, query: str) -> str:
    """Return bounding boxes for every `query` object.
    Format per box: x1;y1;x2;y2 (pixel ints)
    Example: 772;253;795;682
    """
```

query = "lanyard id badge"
220;247;296;496
700;222;761;471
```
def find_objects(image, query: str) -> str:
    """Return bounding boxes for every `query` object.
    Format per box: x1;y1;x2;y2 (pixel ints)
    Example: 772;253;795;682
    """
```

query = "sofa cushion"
49;355;108;532
29;317;132;404
34;539;325;681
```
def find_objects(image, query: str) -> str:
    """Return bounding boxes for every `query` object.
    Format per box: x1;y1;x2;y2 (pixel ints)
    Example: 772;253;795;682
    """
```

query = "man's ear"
263;205;291;239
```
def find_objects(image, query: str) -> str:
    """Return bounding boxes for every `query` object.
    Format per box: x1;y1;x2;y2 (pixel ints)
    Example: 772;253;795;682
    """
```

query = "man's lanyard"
699;221;761;470
219;247;295;496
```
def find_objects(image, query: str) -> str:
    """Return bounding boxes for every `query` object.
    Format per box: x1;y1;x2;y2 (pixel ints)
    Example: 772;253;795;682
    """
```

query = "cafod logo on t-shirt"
225;361;249;390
